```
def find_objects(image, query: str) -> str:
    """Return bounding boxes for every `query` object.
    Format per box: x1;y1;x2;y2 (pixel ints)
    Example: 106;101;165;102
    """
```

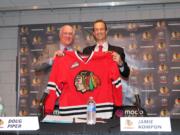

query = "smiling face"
59;25;74;46
93;21;107;43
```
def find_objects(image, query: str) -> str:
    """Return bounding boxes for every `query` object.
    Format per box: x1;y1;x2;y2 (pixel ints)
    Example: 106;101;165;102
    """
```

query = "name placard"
120;117;171;132
0;117;39;131
42;115;74;123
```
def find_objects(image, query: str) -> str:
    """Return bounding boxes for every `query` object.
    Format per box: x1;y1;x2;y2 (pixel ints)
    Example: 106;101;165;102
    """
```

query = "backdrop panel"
17;19;180;118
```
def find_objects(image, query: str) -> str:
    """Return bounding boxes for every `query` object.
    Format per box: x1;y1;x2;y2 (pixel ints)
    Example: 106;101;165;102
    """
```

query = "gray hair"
59;25;75;36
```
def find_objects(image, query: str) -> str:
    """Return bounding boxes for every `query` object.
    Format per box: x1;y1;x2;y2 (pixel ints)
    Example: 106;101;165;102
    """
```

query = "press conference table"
1;118;180;135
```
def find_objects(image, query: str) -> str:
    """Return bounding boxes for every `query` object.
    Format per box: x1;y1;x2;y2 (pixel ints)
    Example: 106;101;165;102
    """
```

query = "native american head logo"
0;119;4;126
74;70;101;93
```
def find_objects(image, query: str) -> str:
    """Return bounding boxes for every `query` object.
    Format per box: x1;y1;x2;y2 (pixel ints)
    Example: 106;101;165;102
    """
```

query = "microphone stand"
39;92;48;120
134;94;142;117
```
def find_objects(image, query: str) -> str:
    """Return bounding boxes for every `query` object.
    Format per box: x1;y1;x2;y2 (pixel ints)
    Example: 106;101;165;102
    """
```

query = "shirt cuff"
119;63;124;72
49;58;54;65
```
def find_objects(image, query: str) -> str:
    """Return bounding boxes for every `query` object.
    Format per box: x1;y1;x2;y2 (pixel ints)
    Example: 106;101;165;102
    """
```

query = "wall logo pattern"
18;20;180;118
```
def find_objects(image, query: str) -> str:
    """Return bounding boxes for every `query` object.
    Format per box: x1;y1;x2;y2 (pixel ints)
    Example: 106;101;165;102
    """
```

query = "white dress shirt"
49;44;73;65
94;42;108;52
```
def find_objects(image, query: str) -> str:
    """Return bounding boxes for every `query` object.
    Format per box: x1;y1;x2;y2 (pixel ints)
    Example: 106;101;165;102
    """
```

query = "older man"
38;25;75;117
35;25;75;71
48;25;75;65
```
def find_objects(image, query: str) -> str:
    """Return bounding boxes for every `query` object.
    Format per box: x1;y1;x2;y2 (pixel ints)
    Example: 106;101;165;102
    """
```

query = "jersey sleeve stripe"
112;77;121;88
112;77;121;84
115;82;122;88
47;82;61;96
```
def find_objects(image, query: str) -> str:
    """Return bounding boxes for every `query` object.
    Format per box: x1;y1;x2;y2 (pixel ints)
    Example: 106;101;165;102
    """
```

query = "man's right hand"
53;50;64;60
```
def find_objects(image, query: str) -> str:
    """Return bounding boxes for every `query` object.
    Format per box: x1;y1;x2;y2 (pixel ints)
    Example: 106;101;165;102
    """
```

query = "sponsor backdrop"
17;20;180;118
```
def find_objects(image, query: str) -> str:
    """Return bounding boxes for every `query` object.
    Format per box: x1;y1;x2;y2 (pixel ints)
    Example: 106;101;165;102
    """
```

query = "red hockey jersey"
45;51;122;119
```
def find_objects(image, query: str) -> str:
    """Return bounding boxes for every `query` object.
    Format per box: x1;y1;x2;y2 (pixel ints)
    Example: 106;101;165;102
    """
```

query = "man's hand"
112;51;123;66
53;50;64;60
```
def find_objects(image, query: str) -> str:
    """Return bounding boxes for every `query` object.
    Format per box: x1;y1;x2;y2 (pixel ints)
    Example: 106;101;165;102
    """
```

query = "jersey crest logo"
74;70;101;93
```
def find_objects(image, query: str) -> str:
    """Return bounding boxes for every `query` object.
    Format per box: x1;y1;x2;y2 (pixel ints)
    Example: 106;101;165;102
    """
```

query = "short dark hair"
93;19;107;31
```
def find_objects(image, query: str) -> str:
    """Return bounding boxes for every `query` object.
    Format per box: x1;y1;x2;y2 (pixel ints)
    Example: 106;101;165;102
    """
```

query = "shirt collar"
95;41;108;52
59;44;73;51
